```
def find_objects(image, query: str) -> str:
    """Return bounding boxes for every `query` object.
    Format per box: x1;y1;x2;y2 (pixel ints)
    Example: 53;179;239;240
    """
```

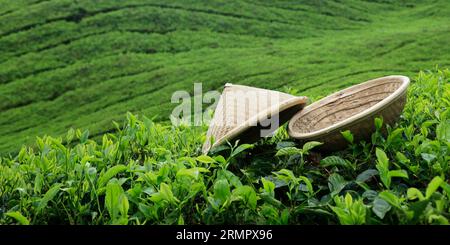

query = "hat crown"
202;84;307;153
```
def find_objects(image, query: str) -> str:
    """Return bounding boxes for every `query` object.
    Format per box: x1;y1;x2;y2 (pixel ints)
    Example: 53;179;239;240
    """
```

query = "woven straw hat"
288;75;410;151
202;83;308;153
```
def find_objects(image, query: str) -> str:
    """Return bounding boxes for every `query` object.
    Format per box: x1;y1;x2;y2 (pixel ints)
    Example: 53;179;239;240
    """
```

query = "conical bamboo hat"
202;83;308;154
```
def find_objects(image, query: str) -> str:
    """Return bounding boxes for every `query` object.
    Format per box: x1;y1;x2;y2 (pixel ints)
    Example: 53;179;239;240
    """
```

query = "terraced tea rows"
0;0;449;153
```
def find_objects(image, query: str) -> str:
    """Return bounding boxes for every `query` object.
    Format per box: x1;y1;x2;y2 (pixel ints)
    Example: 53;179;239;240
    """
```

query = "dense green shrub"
1;0;450;154
0;70;449;225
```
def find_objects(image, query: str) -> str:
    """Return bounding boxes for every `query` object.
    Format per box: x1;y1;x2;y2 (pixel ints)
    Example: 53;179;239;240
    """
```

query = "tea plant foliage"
0;0;450;154
0;70;449;225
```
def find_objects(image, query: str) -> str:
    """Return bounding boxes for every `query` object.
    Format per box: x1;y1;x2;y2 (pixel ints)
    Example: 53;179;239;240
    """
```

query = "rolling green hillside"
0;0;449;154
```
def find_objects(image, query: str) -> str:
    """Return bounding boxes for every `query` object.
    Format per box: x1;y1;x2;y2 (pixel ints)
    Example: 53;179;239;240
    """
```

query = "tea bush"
1;0;450;153
0;69;449;225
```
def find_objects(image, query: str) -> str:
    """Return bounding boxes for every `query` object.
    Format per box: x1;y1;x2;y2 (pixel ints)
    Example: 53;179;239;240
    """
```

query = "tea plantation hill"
0;0;449;153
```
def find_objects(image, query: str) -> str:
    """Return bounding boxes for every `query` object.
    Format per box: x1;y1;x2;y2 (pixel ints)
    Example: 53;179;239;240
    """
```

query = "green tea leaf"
34;173;44;194
105;180;123;220
328;173;348;196
436;120;450;142
119;193;129;217
230;144;254;158
387;128;404;146
218;169;243;188
396;152;410;164
231;185;257;210
440;182;450;198
407;188;425;201
409;200;430;220
178;215;185;225
213;155;226;164
379;191;401;209
261;178;275;197
276;141;296;150
331;193;367;225
150;183;179;205
421;153;437;163
5;211;30;225
298;176;313;195
275;147;301;157
97;165;127;188
388;170;408;179
320;156;350;169
37;183;62;212
425;176;443;199
302;141;323;153
362;190;378;201
374;117;383;130
66;128;75;143
341;130;354;143
176;167;209;180
196;155;216;164
80;129;90;143
213;179;231;206
375;148;389;168
372;197;391;219
138;203;154;219
356;169;379;183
